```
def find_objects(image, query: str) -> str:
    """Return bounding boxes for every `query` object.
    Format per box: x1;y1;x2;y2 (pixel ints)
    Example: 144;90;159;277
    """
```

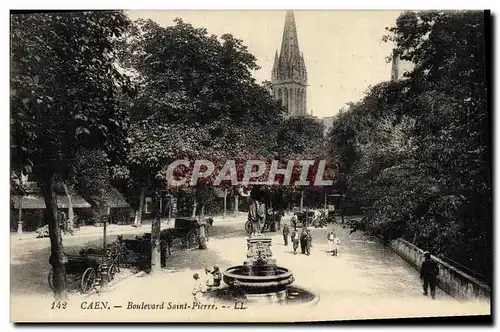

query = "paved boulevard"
11;216;490;322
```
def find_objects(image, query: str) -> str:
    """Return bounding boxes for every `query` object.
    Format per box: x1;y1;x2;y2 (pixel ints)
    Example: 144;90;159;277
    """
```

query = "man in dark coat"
305;229;312;256
300;228;308;254
420;252;439;299
282;223;290;246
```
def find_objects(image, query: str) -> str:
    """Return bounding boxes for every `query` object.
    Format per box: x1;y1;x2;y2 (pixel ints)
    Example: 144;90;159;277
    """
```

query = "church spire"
280;11;301;61
271;11;307;117
272;50;279;80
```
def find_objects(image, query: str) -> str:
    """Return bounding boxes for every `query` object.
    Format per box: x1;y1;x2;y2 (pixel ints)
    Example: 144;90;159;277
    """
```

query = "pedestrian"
290;215;297;229
332;233;341;256
192;273;206;303
276;208;285;231
327;230;335;253
211;264;222;288
282;223;290;246
291;228;299;254
204;268;215;290
300;228;307;254
420;252;439;299
305;229;312;256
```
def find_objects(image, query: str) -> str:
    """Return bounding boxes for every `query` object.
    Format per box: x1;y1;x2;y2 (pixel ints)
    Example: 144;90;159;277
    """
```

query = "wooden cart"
47;246;120;294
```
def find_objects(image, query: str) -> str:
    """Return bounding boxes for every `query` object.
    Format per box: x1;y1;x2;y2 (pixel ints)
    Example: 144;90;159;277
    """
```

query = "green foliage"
116;18;284;196
11;11;134;179
328;11;490;281
10;11;136;298
277;116;326;158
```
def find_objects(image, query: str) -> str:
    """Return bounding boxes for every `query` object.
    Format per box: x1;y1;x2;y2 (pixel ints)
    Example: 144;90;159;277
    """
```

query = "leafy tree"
11;11;134;299
328;10;490;281
275;116;332;210
117;18;283;270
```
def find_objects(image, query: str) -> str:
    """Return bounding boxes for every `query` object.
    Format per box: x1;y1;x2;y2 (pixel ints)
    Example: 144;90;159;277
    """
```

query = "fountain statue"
217;187;317;305
223;235;295;303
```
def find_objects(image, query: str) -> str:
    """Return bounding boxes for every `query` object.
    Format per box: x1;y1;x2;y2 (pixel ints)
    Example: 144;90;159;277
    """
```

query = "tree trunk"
191;194;197;219
234;194;239;213
223;189;227;218
300;191;304;212
150;190;161;273
167;197;172;221
41;171;68;300
17;195;23;234
198;202;207;250
198;224;207;250
62;184;74;231
134;186;146;227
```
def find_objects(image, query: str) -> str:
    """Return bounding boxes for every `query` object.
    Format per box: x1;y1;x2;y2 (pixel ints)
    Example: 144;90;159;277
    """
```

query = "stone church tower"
271;11;308;117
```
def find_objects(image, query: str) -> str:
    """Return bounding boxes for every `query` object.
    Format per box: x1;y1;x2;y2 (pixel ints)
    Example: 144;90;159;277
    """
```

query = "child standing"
332;234;341;256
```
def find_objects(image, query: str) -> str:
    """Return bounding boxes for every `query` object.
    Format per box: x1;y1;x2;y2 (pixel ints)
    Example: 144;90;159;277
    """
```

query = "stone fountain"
221;235;316;304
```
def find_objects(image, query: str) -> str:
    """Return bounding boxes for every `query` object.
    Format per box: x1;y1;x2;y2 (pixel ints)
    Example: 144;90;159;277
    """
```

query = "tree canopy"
10;10;135;299
327;10;490;281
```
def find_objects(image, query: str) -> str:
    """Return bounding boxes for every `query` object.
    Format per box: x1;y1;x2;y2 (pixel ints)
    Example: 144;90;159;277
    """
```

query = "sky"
126;10;403;119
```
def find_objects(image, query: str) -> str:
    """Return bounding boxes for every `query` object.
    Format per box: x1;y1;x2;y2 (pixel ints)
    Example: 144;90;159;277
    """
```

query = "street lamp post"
341;194;345;224
100;213;110;292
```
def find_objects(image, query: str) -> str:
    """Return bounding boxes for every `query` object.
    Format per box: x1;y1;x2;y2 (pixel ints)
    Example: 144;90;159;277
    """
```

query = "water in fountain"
214;235;318;305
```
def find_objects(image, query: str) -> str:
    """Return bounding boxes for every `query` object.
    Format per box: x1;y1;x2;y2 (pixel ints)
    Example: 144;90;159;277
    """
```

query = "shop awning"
105;193;130;208
97;187;130;208
11;195;91;209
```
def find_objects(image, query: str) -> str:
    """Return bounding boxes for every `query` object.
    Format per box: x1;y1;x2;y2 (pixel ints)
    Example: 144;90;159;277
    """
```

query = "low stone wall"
390;238;490;301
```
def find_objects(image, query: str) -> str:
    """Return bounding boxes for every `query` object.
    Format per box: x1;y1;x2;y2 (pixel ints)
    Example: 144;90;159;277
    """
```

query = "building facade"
271;11;308;117
322;116;335;135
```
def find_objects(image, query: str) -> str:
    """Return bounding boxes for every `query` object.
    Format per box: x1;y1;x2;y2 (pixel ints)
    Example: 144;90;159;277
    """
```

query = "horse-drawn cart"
47;245;120;294
173;217;199;249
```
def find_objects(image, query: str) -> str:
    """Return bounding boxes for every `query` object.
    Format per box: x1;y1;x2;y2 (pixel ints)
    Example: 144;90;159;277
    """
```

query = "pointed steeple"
271;11;307;117
272;50;279;81
300;52;306;76
280;11;301;61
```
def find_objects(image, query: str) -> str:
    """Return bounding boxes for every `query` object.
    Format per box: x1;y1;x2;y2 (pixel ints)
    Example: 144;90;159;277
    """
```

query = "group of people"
326;230;341;256
192;264;222;303
282;224;313;255
282;223;341;257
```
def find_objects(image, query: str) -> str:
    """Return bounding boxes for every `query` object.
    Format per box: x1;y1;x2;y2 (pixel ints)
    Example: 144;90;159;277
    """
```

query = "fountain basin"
209;286;318;306
223;265;295;294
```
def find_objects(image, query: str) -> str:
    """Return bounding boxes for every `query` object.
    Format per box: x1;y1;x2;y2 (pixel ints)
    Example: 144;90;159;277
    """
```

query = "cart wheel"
48;269;54;291
245;220;253;235
185;232;198;249
80;267;96;294
108;264;119;281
